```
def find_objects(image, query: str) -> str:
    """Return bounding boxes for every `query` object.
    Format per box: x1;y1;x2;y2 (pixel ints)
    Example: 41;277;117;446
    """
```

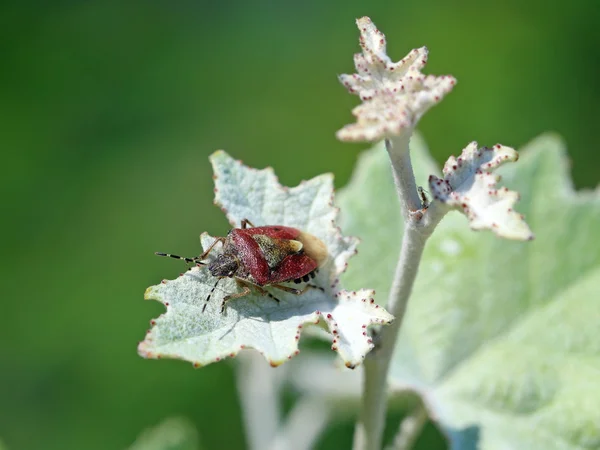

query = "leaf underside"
338;133;600;449
429;142;534;240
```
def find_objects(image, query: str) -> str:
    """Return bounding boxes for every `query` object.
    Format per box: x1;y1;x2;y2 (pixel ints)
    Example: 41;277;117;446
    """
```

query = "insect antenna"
203;278;221;313
155;252;207;265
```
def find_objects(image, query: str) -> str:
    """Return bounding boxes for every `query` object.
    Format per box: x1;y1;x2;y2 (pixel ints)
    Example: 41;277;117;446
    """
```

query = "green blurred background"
1;0;598;449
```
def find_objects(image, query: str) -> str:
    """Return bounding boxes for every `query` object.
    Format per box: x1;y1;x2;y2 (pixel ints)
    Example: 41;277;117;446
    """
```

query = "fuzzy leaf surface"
429;142;534;240
338;134;600;449
139;151;393;368
337;17;456;142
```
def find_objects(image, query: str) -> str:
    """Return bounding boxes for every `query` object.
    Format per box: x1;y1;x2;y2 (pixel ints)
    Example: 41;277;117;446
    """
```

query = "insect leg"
271;283;325;295
252;284;281;304
271;283;324;295
269;283;304;295
306;284;325;293
232;278;281;305
240;219;256;229
221;285;252;313
197;237;226;260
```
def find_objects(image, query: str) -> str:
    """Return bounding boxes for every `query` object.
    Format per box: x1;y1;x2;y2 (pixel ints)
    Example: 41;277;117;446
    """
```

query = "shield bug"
156;219;327;312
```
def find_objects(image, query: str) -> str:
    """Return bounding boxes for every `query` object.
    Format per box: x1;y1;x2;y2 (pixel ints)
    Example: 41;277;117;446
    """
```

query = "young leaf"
139;151;393;369
338;134;600;449
337;17;456;142
429;142;534;240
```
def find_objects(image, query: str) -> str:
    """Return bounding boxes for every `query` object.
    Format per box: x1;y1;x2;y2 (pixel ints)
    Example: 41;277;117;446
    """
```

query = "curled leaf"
429;142;534;240
139;152;393;368
337;16;456;142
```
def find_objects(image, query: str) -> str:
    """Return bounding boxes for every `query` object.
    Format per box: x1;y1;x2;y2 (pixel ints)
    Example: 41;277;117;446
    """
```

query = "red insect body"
156;220;328;312
240;225;300;240
229;226;320;285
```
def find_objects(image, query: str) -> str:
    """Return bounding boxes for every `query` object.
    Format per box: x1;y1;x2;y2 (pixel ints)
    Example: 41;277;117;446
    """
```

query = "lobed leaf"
338;133;600;449
337;17;456;142
139;151;393;368
429;142;534;240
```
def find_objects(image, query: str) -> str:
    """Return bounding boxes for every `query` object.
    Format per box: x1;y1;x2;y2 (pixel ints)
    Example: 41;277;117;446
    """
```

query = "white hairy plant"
137;16;600;450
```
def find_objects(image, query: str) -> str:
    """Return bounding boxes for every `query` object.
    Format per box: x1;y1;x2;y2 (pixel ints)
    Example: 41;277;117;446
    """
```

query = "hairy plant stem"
353;134;443;450
270;397;330;450
386;134;422;215
237;351;283;450
388;404;428;450
238;352;331;450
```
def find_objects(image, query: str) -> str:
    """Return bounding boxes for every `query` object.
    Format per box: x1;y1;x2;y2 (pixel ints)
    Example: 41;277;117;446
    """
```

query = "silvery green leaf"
139;151;393;368
339;134;600;449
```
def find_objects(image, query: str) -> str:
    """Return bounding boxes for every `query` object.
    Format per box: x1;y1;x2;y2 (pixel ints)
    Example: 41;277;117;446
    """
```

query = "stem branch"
388;404;428;450
270;397;330;450
386;135;422;219
353;226;425;450
353;134;444;450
